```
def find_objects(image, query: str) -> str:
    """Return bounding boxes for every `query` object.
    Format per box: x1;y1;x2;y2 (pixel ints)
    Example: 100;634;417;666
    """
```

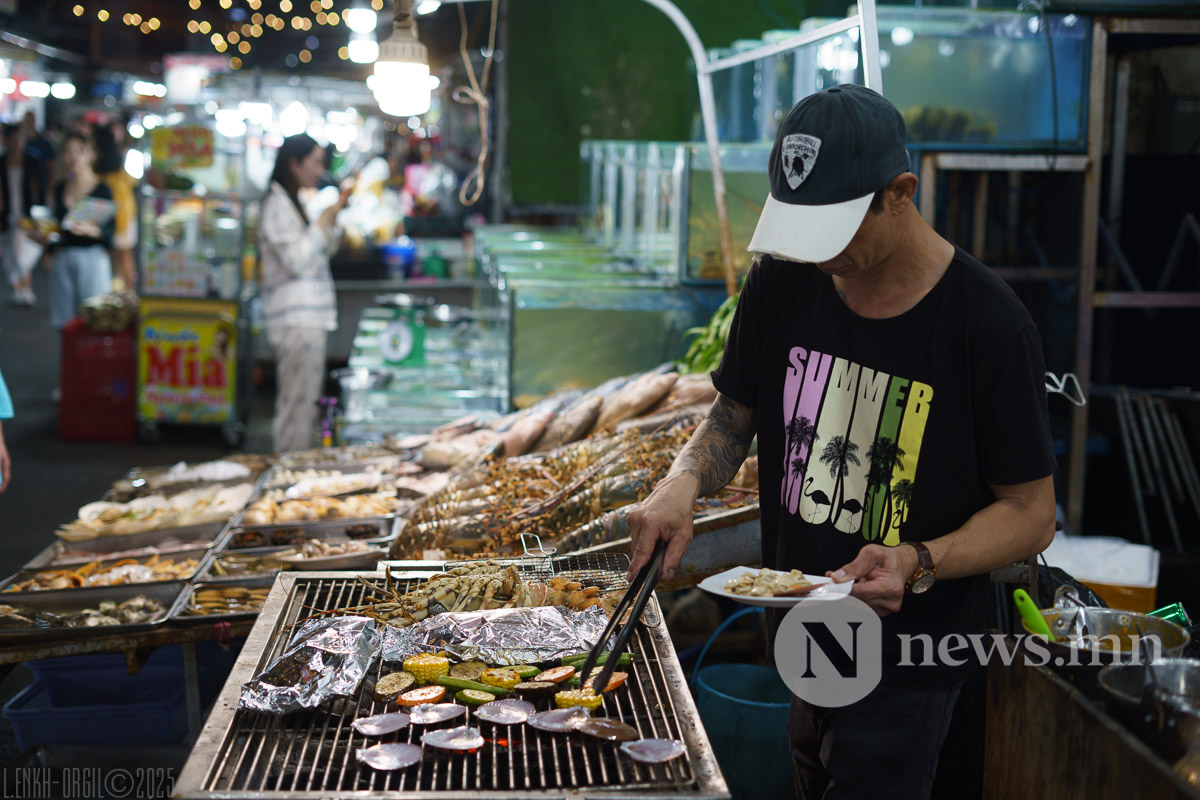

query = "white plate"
698;566;852;608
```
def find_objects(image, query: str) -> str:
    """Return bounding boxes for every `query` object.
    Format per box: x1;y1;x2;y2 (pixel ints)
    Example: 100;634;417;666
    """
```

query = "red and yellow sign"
138;298;236;424
149;125;215;168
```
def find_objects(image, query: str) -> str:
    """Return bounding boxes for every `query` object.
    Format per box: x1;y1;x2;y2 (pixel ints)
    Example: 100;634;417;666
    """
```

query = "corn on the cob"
480;668;521;689
555;688;604;709
403;654;450;683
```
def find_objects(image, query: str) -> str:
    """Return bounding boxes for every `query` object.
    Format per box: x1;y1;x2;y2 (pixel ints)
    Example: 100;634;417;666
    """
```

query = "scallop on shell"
409;703;466;725
620;738;686;764
421;726;485;753
352;712;411;737
474;699;535;726
355;743;422;771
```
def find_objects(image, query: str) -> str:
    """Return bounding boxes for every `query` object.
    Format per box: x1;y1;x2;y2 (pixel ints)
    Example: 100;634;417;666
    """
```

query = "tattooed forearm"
669;393;756;497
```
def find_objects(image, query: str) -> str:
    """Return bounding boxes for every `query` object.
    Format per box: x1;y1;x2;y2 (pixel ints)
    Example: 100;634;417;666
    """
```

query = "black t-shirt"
712;248;1056;688
54;180;114;250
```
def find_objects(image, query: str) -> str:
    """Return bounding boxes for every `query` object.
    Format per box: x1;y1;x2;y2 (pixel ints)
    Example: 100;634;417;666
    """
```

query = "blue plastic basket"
692;607;794;800
25;641;242;706
2;677;188;753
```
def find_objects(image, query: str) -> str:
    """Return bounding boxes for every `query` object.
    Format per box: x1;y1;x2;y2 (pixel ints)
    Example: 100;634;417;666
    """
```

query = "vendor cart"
136;118;254;446
137;188;253;447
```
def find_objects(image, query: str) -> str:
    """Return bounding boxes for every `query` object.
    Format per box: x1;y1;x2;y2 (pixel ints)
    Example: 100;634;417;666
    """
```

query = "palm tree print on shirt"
819;435;861;526
892;479;915;528
864;437;906;542
780;346;933;543
782;415;818;507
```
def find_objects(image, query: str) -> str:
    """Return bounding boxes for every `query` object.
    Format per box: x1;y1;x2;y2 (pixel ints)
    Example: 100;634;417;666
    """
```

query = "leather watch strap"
904;541;933;570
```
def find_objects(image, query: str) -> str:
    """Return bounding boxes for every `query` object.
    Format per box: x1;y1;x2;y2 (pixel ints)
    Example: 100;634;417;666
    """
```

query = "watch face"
911;573;936;594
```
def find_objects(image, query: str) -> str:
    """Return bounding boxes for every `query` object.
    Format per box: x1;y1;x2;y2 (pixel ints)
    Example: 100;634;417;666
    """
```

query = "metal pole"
1165;404;1200;526
1066;19;1108;534
1114;390;1153;544
858;0;885;94
638;0;738;297
490;0;509;223
1136;392;1182;551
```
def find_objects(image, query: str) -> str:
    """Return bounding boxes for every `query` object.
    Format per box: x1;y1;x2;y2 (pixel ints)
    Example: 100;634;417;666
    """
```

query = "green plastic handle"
1013;589;1055;642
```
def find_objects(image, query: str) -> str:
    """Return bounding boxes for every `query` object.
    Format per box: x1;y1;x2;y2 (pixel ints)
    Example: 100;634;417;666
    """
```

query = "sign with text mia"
149;125;215;168
138;298;236;424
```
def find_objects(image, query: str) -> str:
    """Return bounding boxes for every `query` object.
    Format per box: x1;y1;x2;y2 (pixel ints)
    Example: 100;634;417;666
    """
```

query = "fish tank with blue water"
703;7;1090;151
792;7;1091;150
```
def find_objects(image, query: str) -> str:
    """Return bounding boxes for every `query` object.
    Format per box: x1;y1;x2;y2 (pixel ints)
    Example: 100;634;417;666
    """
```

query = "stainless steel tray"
2;547;213;595
256;458;409;493
220;516;399;549
170;577;276;624
29;522;228;569
197;546;294;583
276;445;406;470
0;581;187;645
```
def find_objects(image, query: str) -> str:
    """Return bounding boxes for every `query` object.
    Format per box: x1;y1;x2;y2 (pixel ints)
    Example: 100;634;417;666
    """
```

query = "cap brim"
747;191;874;264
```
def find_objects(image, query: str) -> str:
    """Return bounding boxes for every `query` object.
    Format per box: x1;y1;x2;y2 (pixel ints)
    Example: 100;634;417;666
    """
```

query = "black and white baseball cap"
748;84;911;264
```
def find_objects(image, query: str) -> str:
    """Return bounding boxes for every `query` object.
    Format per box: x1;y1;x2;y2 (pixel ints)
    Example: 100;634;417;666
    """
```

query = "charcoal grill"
175;553;730;799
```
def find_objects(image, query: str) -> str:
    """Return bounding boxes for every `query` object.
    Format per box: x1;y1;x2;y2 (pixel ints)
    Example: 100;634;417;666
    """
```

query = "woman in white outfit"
259;134;349;453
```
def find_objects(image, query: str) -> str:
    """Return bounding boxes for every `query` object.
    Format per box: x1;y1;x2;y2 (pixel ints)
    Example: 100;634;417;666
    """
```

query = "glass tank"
680;144;771;284
728;40;765;144
778;7;1091;150
503;278;723;406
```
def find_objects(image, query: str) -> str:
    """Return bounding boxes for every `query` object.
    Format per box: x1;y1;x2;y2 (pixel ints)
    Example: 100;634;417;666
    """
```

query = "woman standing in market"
92;122;138;291
1;124;43;306
43;132;114;332
259;133;350;453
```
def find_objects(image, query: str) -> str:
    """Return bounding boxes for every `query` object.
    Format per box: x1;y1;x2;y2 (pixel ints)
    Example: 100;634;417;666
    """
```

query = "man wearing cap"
628;85;1056;798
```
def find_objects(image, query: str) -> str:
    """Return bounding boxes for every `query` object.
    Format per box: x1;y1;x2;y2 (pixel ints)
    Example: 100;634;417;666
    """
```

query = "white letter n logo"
801;621;862;678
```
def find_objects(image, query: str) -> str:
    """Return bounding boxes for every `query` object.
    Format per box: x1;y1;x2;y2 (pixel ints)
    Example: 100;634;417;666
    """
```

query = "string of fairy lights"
69;0;388;71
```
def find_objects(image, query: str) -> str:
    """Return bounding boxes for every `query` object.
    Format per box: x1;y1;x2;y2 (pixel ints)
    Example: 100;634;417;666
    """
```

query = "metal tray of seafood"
28;523;228;570
256;459;409;493
220;515;399;549
169;578;275;624
1;547;214;596
0;581;187;645
276;445;406;470
197;546;294;583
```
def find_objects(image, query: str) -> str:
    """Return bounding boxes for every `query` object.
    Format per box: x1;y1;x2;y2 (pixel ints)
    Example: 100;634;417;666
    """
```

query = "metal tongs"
577;539;668;696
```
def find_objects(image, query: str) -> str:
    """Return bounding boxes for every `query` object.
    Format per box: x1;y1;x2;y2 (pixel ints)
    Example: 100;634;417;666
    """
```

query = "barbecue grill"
175;553;730;799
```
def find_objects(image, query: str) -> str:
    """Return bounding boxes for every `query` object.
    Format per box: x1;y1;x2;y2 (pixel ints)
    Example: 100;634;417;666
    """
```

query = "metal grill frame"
176;560;730;799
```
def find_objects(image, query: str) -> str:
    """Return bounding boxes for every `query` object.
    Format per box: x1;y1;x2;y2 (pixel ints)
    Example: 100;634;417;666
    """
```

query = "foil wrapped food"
380;605;612;665
240;616;379;714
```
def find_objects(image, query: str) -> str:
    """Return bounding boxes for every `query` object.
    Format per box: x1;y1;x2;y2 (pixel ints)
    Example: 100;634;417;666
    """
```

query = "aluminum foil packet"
240;616;379;714
380;605;612;665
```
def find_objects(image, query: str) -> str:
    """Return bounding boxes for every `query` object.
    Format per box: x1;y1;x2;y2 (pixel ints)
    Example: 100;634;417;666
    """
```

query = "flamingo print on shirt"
781;346;932;545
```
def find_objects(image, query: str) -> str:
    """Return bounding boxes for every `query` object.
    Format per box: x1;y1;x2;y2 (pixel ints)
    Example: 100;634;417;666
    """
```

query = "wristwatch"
900;541;936;594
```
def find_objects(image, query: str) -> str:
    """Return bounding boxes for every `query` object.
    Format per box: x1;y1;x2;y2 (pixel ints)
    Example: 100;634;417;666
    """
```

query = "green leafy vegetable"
677;292;739;376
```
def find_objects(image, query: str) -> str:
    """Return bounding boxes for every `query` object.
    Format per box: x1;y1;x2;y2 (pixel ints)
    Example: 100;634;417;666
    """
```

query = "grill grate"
178;557;727;799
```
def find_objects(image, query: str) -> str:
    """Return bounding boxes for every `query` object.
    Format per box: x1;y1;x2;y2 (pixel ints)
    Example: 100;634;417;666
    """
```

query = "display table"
985;649;1200;799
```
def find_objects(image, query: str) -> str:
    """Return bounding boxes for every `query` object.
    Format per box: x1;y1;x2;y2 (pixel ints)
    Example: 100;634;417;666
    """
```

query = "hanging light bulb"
372;0;430;117
344;5;376;33
348;31;378;63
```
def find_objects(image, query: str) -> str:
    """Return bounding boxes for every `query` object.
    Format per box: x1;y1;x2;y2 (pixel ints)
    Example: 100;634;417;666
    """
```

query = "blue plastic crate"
2;677;188;753
26;641;243;706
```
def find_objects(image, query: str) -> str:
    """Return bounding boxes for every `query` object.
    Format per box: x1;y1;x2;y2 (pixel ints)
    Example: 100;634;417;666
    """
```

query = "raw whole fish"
592;373;679;433
532;396;603;452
